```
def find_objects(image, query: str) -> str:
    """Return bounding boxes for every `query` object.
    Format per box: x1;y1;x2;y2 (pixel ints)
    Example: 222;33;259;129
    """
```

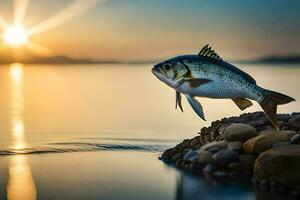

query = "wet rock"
170;153;183;162
175;159;183;168
244;130;296;154
288;115;300;130
212;148;239;166
238;154;257;170
189;163;204;172
254;145;300;190
290;133;300;144
183;149;199;162
223;123;257;142
203;163;217;173
200;141;227;153
272;141;290;148
228;162;244;171
197;150;213;164
228;141;244;153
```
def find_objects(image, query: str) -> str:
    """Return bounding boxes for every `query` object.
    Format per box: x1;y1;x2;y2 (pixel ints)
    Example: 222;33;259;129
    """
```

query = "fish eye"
164;63;171;70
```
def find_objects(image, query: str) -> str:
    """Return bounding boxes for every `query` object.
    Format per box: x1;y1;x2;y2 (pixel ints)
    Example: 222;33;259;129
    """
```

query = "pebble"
223;123;257;142
228;141;244;153
200;141;227;152
202;164;217;173
183;150;199;162
198;150;213;164
212;148;239;166
290;133;300;144
272;141;291;148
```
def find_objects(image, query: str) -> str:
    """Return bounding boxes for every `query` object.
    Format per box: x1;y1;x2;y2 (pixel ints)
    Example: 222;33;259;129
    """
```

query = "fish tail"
259;89;295;129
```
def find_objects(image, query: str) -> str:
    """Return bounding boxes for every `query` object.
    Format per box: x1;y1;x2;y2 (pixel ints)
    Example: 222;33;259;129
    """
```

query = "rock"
183;149;199;162
244;130;296;154
259;179;270;190
197;150;213;164
213;170;227;177
189;163;204;172
288;115;300;130
223;123;257;142
291;133;300;144
202;163;217;173
238;154;257;170
200;141;227;153
190;136;200;147
175;159;183;168
228;141;244;153
170;153;183;162
272;141;290;148
228;162;244;171
254;145;300;190
161;148;175;159
212;148;239;166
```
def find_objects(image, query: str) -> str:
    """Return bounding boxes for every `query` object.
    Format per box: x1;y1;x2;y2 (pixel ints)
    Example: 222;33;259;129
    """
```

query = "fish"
151;44;295;128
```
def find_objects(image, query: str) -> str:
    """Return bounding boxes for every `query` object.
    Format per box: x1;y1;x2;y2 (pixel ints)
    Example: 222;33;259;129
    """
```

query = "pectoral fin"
232;98;253;111
175;91;184;112
184;78;212;88
185;94;206;121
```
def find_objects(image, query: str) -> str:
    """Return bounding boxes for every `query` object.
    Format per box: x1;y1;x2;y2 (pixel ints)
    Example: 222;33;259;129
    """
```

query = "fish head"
152;58;189;88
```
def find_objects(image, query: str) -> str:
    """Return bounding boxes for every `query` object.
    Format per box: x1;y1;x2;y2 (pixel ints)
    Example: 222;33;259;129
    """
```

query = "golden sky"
0;0;299;61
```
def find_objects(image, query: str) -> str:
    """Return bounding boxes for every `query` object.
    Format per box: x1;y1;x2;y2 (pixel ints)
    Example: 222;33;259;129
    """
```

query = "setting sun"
3;25;28;47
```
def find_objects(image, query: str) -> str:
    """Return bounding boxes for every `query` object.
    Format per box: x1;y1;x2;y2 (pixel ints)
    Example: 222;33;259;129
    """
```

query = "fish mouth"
151;65;165;81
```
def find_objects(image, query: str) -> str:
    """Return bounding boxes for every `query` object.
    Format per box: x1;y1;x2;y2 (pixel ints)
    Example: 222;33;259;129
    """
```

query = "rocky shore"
160;112;300;197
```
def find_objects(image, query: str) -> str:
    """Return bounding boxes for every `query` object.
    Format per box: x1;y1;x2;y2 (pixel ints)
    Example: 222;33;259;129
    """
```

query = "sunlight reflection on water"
7;63;36;200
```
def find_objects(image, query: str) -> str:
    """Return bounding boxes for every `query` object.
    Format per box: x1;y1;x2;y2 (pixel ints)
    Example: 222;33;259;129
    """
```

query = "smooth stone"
202;164;217;173
197;150;213;164
200;141;228;152
228;141;244;153
223;123;257;142
288;115;300;130
291;133;300;144
239;154;257;170
212;148;239;166
272;141;291;148
244;130;296;154
183;149;199;162
254;145;300;190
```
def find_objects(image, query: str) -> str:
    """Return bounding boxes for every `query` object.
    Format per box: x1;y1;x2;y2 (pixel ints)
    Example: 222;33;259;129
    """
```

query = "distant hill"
242;55;300;64
0;55;155;64
0;49;299;65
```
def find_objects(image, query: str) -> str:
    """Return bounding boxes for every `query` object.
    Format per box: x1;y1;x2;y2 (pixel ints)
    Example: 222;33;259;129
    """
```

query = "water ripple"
0;142;171;156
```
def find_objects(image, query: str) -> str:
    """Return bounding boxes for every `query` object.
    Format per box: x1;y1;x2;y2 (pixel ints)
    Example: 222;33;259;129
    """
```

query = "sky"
0;0;299;61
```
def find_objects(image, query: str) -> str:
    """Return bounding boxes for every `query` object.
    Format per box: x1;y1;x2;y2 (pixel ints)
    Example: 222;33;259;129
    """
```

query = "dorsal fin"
198;45;222;61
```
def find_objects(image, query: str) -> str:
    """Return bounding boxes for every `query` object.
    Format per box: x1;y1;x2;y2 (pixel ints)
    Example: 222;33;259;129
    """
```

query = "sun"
3;25;28;47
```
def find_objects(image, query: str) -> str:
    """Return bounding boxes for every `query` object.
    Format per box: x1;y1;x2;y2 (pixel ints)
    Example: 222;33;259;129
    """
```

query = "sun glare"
4;25;28;47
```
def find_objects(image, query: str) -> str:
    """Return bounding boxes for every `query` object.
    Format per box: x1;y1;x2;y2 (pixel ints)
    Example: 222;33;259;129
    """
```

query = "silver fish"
152;45;295;128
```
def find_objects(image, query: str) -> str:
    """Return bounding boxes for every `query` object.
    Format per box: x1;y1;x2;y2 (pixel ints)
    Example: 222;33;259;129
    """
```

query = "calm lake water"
0;63;299;200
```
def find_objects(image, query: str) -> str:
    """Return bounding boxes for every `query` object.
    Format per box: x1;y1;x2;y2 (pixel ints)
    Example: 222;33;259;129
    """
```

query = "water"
0;63;299;200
